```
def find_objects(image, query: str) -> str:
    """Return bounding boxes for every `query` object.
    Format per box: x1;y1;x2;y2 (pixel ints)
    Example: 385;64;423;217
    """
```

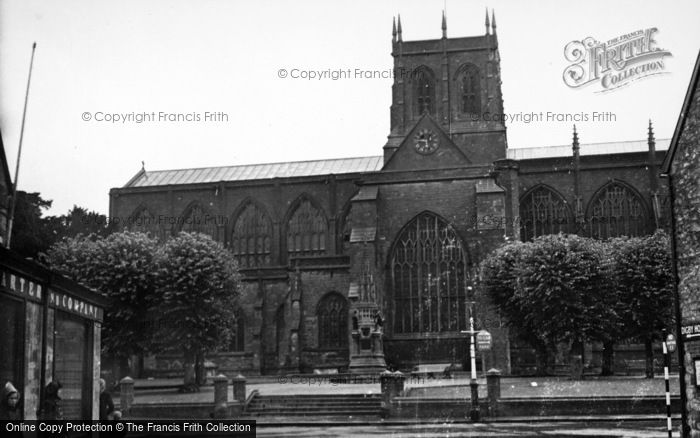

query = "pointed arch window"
459;65;481;114
414;68;436;116
128;206;160;238
287;199;327;257
588;183;647;239
317;293;348;349
390;212;470;334
179;204;216;238
231;203;272;268
520;187;573;241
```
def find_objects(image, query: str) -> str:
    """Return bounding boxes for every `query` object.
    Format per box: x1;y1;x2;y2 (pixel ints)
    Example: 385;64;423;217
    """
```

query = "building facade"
109;15;670;376
1;134;109;420
662;51;700;438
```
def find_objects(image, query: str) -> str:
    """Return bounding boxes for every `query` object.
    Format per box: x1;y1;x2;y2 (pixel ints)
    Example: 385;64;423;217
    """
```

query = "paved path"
255;419;681;437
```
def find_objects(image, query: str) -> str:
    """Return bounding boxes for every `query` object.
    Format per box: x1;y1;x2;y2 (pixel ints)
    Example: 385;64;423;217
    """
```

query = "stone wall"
670;67;700;436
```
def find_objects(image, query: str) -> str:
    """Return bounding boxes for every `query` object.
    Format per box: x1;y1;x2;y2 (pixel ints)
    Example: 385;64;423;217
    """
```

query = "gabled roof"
381;113;471;171
122;137;675;189
124;156;384;188
662;50;700;174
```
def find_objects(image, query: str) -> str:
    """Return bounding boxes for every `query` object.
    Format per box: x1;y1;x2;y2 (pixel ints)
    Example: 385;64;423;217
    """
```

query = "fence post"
486;368;502;416
212;374;229;418
232;374;247;402
119;376;134;416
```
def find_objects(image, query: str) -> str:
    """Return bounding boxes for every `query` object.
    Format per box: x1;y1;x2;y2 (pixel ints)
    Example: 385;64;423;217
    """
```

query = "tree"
56;205;115;238
152;232;241;391
9;191;60;257
9;191;112;258
44;232;160;377
481;240;553;375
481;234;617;378
611;230;674;378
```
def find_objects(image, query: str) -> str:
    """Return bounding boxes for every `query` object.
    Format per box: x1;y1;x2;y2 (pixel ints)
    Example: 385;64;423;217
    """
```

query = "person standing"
38;381;62;420
99;379;121;421
0;381;21;420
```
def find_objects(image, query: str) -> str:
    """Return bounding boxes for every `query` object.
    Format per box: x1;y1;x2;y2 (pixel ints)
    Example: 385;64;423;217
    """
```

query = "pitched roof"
662;50;700;174
124;156;384;188
507;138;670;160
123;138;672;188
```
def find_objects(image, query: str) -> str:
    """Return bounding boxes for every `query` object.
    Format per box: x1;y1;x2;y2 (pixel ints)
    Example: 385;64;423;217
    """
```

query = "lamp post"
461;286;480;422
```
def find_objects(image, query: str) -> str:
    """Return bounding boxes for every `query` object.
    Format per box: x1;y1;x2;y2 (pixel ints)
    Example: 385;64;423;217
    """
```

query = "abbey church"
109;12;670;376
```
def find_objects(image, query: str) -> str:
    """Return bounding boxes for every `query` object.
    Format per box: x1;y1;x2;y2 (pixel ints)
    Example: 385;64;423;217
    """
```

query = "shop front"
0;246;108;420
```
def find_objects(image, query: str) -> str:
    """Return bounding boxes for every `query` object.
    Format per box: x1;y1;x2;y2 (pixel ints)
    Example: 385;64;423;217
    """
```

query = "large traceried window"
317;293;348;349
588;183;647;239
231;202;272;268
390;212;470;335
286;199;327;257
414;67;436;116
128;206;160;237
520;186;573;241
458;65;481;115
179;203;217;238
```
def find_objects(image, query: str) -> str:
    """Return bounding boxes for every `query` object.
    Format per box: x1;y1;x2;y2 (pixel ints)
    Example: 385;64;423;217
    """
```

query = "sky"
1;0;699;216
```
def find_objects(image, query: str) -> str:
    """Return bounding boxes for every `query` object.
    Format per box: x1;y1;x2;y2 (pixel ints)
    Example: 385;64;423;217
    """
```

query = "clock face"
413;128;439;155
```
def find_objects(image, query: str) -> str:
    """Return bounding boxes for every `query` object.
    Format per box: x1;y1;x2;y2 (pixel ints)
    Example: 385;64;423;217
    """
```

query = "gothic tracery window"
128;206;160;237
588;183;647;239
390;212;470;335
459;65;481;114
414;67;436;116
520;186;573;241
179;203;216;238
231;202;272;268
286;199;327;257
317;293;348;349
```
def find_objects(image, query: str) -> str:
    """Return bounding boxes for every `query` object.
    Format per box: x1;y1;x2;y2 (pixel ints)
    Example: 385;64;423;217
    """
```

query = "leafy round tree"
153;232;241;390
611;230;673;378
481;234;616;378
44;231;159;378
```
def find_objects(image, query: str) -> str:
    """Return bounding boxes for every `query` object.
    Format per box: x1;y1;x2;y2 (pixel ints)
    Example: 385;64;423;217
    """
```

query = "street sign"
476;330;492;351
681;323;700;341
666;333;677;353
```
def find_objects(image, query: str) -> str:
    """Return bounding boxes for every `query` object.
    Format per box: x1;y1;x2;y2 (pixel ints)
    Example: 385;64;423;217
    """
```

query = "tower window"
413;67;436;116
459;65;481;115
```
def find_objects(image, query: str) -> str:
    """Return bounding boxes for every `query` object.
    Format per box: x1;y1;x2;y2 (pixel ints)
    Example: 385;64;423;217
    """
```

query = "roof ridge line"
142;155;384;174
511;137;671;150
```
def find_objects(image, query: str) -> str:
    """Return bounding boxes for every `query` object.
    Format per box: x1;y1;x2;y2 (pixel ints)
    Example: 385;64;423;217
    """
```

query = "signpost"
662;329;673;438
666;333;677;353
476;330;492;351
460;288;480;422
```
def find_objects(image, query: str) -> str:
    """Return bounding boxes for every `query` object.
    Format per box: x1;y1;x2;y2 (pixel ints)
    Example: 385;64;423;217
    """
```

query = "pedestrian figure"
99;379;121;421
38;381;62;420
0;381;21;420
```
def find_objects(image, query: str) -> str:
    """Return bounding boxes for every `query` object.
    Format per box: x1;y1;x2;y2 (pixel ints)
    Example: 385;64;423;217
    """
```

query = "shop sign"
49;290;103;321
1;269;43;301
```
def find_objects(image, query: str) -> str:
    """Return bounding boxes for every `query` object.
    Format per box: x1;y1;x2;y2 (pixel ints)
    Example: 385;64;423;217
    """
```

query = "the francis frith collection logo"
563;28;672;93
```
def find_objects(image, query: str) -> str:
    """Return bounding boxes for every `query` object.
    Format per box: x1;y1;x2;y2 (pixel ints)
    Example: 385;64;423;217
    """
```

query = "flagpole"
5;42;37;248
